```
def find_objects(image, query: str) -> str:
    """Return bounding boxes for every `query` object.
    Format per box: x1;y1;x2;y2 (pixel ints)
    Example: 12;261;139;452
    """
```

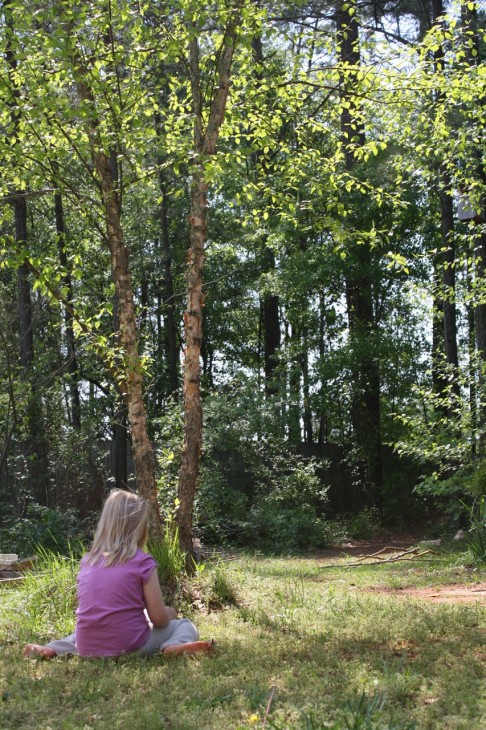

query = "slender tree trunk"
439;181;459;381
461;1;486;454
262;250;281;396
177;13;241;562
4;0;48;505
75;75;162;536
300;328;313;444
318;292;327;445
251;33;281;396
432;0;460;411
155;112;180;398
159;177;180;397
287;323;301;443
432;260;449;408
112;293;128;489
54;189;81;430
337;0;382;505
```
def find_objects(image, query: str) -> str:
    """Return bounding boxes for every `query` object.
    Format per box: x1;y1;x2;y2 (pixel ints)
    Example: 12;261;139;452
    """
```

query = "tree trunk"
287;323;301;443
54;189;81;430
75;76;162;537
251;33;281;397
4;0;48;505
159;175;180;398
438;179;460;408
461;0;486;454
300;328;313;444
262;258;281;395
337;0;382;505
177;14;240;562
178;167;206;559
432;0;460;410
155;109;180;399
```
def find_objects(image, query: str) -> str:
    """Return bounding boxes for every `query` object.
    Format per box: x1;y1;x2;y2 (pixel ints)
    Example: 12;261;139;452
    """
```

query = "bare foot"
163;639;215;657
23;644;57;659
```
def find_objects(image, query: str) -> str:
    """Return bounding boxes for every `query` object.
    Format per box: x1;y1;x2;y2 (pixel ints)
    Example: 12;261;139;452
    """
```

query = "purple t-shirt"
75;548;156;657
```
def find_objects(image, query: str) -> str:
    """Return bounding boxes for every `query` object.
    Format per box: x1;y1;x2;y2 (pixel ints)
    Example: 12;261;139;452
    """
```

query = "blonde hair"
86;489;150;567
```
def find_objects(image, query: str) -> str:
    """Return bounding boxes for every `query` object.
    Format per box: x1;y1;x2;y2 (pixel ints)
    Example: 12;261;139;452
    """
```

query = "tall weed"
148;516;186;587
464;495;486;564
2;547;80;642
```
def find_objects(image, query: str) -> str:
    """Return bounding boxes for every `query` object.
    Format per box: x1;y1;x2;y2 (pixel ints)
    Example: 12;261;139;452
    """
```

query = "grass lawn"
0;543;485;729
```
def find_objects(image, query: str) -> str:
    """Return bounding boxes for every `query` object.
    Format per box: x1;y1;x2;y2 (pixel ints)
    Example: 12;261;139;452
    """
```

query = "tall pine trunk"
4;0;48;505
54;189;81;430
432;0;460;413
337;0;382;505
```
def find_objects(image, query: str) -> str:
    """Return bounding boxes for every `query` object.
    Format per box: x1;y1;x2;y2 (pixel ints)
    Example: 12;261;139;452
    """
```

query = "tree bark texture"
158;170;180;397
4;0;48;503
251;33;281;396
75;76;162;536
263;262;281;396
438;179;460;407
337;0;382;504
432;0;460;408
54;190;81;430
177;12;240;561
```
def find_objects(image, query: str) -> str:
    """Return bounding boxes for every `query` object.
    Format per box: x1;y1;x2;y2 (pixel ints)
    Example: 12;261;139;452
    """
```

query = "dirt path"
317;534;486;604
365;582;486;603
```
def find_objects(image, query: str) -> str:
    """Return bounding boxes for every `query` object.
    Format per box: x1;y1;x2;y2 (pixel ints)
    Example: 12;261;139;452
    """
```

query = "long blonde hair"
86;489;150;567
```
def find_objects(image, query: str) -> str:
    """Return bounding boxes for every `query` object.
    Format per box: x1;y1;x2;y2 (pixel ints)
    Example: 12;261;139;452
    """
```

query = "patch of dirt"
316;533;428;560
365;583;486;603
316;534;486;604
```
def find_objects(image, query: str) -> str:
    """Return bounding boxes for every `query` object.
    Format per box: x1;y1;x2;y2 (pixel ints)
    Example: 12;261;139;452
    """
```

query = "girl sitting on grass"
23;489;214;659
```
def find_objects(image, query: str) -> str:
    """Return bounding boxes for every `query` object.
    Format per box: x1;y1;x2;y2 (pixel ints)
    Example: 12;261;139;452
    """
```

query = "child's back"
76;548;156;656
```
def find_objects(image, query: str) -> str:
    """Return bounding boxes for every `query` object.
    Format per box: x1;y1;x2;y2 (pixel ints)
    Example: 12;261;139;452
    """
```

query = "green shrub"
0;504;84;557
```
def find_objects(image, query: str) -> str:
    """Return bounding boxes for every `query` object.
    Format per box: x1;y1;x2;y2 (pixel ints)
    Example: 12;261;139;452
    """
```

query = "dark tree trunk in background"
4;0;48;504
261;246;280;396
438;179;459;390
251;34;281;397
462;0;486;455
54;189;81;430
300;328;313;444
432;261;449;408
17;202;47;503
432;0;460;412
337;0;382;505
157;135;180;399
287;323;301;442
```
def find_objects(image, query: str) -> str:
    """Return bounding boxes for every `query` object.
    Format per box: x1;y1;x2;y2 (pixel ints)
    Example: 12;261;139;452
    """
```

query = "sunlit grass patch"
0;548;485;729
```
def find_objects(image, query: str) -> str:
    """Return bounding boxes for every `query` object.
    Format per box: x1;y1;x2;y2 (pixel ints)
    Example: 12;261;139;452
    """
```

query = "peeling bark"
177;11;241;562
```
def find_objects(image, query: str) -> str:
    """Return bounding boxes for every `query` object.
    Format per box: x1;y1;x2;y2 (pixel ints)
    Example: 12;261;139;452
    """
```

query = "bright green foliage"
0;0;486;542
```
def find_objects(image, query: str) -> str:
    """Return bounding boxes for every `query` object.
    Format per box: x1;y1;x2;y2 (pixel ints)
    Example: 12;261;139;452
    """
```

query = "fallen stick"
318;549;438;569
351;546;419;563
263;686;276;728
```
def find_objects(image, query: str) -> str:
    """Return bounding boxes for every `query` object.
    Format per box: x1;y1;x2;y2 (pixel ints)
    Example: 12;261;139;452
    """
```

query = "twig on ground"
263;686;276;728
318;548;439;569
351;546;419;563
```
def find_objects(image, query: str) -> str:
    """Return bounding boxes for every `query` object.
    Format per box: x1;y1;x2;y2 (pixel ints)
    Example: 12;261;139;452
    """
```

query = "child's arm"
143;569;178;627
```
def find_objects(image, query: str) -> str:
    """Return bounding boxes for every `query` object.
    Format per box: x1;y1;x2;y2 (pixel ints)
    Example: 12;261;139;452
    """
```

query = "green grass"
1;545;485;729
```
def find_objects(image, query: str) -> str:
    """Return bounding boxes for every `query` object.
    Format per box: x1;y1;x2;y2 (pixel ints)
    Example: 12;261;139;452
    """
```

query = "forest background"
0;0;485;560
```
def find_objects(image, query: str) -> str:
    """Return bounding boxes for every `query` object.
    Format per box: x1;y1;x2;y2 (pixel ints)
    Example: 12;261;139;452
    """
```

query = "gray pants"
45;618;199;657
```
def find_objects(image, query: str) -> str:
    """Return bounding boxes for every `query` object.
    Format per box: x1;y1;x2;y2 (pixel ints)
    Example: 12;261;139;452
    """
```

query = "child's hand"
166;607;178;620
